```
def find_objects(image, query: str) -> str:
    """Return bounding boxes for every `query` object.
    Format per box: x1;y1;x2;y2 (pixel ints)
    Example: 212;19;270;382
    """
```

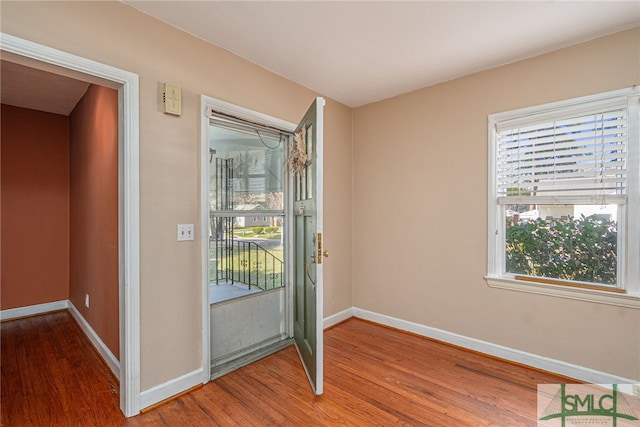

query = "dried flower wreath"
287;126;308;176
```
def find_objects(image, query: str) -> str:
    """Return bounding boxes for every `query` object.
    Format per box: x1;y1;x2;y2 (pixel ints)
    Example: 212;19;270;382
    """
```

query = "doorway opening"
205;108;293;379
200;96;325;394
0;33;140;416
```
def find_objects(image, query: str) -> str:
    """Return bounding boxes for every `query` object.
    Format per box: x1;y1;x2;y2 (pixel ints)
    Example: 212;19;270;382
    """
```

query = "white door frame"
0;33;141;417
200;95;296;380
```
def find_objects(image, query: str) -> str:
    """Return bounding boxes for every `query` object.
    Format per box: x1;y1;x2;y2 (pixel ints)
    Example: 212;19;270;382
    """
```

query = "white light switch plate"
177;224;194;241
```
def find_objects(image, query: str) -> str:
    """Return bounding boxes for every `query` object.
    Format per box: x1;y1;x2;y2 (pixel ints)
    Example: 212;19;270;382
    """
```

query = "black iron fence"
215;239;283;291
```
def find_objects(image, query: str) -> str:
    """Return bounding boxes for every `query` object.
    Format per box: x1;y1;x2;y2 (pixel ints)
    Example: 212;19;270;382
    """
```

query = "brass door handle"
322;250;329;258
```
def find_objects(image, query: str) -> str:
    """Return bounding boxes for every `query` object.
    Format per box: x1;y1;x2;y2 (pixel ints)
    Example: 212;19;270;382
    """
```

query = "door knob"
323;250;329;258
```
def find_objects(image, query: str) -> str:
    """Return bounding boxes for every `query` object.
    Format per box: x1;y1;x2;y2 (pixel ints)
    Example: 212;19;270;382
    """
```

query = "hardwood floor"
1;311;122;426
1;311;574;426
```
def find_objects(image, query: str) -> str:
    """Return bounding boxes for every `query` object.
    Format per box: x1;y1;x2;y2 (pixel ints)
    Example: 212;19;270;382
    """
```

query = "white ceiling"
2;2;638;114
123;1;640;107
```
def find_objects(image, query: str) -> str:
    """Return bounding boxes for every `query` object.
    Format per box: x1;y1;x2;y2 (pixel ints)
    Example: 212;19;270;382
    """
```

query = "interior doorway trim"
200;95;296;381
1;33;141;416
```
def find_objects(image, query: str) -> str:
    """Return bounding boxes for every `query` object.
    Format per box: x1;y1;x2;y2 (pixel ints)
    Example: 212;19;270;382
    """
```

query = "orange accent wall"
1;104;70;309
68;85;119;357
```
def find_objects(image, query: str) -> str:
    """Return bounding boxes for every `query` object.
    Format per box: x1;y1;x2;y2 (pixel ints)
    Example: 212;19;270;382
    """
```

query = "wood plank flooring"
1;311;575;426
1;311;122;426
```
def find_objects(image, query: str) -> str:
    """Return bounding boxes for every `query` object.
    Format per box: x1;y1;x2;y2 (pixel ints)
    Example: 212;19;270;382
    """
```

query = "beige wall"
1;1;353;391
353;28;640;380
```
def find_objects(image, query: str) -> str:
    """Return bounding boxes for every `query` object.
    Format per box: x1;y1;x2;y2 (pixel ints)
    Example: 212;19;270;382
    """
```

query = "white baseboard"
324;307;353;329
140;368;203;410
352;307;639;384
67;301;120;380
0;300;68;321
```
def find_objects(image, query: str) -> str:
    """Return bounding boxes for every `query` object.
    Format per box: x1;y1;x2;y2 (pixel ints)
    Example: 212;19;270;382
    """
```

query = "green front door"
292;97;325;395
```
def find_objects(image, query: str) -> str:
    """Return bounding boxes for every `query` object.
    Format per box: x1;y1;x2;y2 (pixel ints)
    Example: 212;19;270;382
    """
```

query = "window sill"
484;276;640;309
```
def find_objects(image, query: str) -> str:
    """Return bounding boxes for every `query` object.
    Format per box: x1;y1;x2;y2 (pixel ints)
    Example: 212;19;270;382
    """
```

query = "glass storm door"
292;97;325;395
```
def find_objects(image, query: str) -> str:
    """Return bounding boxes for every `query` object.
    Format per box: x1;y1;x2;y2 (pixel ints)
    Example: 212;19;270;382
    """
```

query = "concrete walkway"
210;281;263;304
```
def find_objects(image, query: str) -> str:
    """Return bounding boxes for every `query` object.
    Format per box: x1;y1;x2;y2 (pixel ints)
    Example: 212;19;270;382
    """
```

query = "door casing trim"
200;95;296;381
0;33;141;417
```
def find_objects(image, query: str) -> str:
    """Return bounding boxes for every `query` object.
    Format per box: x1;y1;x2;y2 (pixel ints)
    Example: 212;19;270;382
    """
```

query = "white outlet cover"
177;224;195;241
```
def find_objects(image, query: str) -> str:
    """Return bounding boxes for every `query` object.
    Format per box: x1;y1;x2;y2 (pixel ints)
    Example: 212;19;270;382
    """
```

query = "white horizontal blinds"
209;115;287;141
496;106;627;204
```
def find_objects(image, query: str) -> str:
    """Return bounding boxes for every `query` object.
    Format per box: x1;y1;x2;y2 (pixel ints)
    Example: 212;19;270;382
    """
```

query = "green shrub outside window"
505;215;617;285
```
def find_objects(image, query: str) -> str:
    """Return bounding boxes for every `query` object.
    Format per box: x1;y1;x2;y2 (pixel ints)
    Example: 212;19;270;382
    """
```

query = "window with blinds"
487;86;640;300
496;104;628;205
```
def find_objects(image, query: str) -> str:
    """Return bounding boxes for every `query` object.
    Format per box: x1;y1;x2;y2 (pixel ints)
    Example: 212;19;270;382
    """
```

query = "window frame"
486;87;640;309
